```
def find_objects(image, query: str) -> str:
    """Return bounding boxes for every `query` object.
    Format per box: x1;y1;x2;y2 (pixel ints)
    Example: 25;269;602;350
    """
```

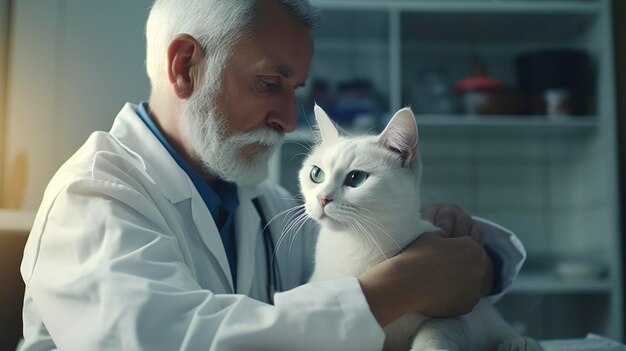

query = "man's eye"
259;77;279;91
261;81;277;89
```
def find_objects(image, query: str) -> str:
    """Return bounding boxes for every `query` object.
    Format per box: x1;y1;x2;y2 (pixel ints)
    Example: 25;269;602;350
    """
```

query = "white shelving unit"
273;0;622;341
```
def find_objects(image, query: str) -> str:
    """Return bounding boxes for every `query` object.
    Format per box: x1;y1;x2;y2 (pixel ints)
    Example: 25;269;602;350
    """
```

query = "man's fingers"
453;209;472;238
422;203;475;239
469;221;485;245
420;204;439;223
433;205;460;236
418;231;447;242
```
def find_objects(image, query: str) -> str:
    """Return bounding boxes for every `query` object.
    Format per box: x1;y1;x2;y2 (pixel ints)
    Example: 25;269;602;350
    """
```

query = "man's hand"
358;232;485;327
421;203;495;295
421;203;485;244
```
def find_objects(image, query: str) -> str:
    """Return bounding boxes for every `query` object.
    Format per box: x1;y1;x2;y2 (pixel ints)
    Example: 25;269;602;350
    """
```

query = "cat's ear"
378;107;418;167
314;104;339;143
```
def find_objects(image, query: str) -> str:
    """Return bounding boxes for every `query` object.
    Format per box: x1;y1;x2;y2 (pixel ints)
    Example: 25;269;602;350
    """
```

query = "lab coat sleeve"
21;179;385;351
474;217;527;303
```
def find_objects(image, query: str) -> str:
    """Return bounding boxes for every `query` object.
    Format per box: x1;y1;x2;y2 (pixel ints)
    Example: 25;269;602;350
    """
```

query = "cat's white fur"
299;105;543;351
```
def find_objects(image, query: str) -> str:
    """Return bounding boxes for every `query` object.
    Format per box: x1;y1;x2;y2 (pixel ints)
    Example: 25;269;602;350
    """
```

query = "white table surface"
541;334;626;351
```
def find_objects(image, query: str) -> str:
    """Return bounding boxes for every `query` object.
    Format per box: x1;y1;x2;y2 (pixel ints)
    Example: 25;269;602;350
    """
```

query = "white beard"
179;79;284;186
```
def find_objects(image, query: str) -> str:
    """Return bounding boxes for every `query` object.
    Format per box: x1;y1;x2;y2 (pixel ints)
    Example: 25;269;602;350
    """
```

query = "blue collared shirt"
136;102;239;289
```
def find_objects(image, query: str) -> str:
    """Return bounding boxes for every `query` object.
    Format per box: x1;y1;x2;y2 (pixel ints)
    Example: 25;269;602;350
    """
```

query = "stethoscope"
252;198;283;304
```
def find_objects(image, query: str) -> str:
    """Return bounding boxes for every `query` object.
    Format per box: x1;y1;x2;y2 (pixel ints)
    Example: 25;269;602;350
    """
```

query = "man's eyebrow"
272;64;293;78
270;64;307;87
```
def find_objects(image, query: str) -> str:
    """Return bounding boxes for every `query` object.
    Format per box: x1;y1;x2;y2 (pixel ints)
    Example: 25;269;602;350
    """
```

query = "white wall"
0;0;9;200
5;0;153;209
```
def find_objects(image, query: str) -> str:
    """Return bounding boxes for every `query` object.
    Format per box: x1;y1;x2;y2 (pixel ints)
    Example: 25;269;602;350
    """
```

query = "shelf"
414;114;598;136
509;272;611;294
313;2;597;43
285;115;598;143
311;0;600;13
401;11;595;43
0;209;36;235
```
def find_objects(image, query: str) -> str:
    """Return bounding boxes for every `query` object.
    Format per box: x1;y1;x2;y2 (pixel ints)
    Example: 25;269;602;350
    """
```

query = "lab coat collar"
110;103;265;294
110;103;192;204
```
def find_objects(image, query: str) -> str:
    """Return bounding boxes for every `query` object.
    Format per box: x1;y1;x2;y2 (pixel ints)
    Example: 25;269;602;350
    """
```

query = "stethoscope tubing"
252;198;283;304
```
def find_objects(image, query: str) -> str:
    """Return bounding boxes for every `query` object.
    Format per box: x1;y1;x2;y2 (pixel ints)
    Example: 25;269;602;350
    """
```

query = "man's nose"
268;90;297;133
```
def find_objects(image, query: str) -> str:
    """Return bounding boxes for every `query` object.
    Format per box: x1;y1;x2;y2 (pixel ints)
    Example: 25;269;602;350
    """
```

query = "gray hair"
145;0;320;95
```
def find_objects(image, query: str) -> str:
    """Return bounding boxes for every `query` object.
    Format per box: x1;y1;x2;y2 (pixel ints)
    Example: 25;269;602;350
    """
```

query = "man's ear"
167;34;206;99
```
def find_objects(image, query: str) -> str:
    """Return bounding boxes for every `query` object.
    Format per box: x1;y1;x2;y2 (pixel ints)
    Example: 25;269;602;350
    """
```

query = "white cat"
299;105;543;351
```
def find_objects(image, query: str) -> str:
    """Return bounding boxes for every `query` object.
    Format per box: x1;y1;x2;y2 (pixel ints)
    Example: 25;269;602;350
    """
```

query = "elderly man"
20;0;524;350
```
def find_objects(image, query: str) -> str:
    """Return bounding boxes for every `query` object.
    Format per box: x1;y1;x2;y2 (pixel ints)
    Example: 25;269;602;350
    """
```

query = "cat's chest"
310;218;438;281
312;228;390;279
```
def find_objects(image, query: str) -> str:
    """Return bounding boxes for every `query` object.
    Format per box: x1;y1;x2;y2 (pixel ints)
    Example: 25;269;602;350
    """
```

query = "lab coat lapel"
234;186;262;295
111;104;189;203
112;103;235;292
190;187;235;292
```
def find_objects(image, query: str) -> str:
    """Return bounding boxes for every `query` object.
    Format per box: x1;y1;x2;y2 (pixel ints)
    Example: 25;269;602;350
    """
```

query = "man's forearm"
358;233;485;327
358;259;408;327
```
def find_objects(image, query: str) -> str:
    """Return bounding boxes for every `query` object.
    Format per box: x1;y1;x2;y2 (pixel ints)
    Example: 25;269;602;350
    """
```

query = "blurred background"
0;0;625;349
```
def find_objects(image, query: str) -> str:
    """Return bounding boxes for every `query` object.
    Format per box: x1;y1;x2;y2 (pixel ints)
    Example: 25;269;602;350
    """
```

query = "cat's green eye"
310;166;325;183
345;170;369;188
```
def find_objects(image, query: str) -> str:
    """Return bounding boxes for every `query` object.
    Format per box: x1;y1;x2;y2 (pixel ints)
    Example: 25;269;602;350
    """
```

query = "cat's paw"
498;336;545;351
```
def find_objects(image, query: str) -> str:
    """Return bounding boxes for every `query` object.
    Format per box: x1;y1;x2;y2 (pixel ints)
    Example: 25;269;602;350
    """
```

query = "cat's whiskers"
359;126;377;137
262;204;307;258
360;208;400;237
284;140;315;163
334;203;402;257
277;209;308;249
280;211;316;279
360;203;394;221
276;196;304;203
286;213;314;264
350;218;389;261
359;216;403;257
358;209;403;253
291;152;314;163
279;209;314;258
322;204;378;255
345;220;368;251
269;207;311;280
283;140;314;154
300;107;323;146
335;204;386;258
264;204;306;234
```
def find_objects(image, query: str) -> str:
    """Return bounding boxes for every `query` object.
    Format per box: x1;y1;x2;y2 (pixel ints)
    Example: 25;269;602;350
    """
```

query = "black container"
515;48;593;115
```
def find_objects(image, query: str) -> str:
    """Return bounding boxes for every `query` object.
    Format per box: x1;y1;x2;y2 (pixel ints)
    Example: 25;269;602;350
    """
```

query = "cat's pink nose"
318;196;333;207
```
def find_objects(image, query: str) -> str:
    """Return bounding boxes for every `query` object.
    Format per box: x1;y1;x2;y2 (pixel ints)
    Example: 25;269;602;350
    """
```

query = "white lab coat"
20;103;525;351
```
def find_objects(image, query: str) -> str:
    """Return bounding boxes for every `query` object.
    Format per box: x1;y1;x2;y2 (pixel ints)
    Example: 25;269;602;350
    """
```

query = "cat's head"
298;105;424;236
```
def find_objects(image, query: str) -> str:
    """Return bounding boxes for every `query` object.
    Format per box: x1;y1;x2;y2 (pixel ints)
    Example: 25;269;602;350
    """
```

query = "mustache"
228;127;285;147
